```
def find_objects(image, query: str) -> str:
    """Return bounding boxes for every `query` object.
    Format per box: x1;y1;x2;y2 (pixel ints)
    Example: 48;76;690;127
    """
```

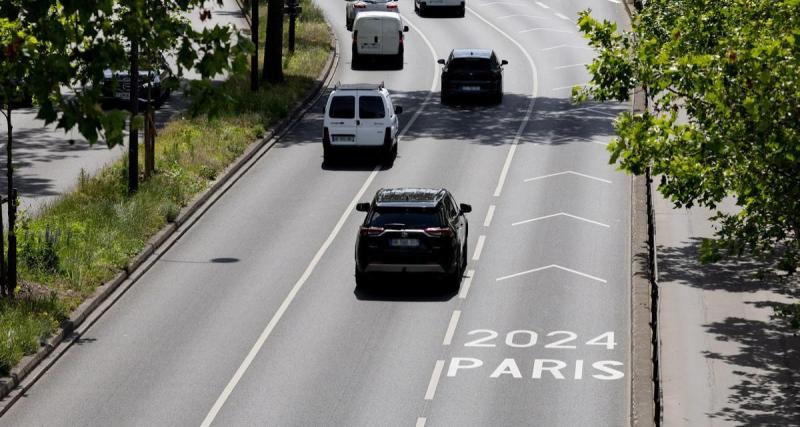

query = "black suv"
100;55;173;108
355;188;471;288
438;48;507;104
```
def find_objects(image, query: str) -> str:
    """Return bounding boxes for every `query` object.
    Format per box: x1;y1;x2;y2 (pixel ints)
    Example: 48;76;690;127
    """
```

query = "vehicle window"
369;207;443;228
329;96;355;119
358;96;386;119
449;58;492;71
443;196;457;220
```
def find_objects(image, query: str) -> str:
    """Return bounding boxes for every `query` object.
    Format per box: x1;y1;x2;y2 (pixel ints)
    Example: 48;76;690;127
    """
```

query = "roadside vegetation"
575;0;800;324
0;0;330;375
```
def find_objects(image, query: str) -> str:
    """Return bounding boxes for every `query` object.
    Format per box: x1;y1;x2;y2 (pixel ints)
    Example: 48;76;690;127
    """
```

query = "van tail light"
383;127;392;145
360;226;384;236
399;32;404;45
323;127;330;143
425;227;453;237
354;2;367;8
387;3;398;10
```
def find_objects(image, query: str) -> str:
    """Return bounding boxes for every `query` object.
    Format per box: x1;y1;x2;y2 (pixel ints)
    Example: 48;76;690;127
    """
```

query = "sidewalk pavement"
656;192;800;425
0;0;247;216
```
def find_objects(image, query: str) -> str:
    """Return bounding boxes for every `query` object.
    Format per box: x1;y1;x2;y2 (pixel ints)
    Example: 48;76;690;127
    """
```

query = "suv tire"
355;269;370;290
441;89;451;105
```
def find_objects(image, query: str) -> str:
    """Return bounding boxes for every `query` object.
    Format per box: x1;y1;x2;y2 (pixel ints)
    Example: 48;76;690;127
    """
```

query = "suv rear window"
449;58;493;71
369;207;443;228
330;96;355;118
359;96;386;119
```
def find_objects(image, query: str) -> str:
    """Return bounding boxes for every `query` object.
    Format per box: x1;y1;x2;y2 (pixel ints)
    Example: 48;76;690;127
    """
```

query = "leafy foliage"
576;0;800;274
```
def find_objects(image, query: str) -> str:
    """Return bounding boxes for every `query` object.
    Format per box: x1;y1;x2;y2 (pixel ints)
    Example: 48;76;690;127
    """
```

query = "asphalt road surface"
1;0;632;425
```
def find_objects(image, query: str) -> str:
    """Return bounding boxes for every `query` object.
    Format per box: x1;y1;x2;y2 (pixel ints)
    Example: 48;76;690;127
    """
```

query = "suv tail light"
323;127;330;143
425;227;453;237
360;226;384;236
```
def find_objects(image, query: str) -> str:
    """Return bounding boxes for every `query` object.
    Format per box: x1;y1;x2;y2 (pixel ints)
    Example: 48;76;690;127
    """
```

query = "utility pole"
129;39;140;194
3;108;17;297
284;0;302;53
251;0;259;91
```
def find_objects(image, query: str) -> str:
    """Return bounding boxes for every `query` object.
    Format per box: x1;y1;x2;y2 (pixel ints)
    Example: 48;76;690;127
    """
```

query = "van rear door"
327;94;358;145
356;92;387;146
381;18;401;55
356;17;382;55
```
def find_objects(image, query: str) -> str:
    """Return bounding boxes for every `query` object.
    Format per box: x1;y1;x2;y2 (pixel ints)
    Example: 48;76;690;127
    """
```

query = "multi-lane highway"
1;0;632;425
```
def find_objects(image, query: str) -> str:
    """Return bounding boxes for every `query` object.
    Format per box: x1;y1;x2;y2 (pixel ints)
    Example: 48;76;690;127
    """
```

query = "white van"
322;83;403;163
352;12;409;69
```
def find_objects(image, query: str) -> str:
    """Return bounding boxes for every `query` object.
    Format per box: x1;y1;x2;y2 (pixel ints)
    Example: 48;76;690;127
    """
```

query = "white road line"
554;12;571;21
496;14;547;20
554;62;588;70
472;235;487;261
465;7;538;198
551;135;610;146
535;1;550;9
481;2;526;5
416;417;427;427
608;0;622;4
496;264;607;283
553;84;587;92
459;269;475;299
511;212;610;228
518;27;573;34
524;170;612;184
424;361;446;400
541;44;593;51
483;205;496;227
199;167;380;427
442;310;462;345
200;18;442;427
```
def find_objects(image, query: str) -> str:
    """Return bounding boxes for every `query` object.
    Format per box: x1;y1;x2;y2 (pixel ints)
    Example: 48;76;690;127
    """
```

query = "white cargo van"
352;12;409;69
322;83;403;164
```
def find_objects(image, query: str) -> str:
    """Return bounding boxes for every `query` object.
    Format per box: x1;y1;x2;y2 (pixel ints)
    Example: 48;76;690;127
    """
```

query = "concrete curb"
0;17;340;411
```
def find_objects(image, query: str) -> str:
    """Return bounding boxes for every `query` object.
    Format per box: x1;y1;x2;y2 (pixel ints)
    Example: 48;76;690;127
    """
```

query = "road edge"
0;19;340;413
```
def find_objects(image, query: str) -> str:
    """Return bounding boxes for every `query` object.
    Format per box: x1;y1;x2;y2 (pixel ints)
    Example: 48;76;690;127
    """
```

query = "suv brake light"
360;226;384;236
425;227;453;237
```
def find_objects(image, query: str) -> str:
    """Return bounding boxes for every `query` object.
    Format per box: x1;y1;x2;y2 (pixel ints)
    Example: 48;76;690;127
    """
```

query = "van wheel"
458;6;466;17
352;49;360;69
324;146;336;164
383;143;397;165
418;3;426;16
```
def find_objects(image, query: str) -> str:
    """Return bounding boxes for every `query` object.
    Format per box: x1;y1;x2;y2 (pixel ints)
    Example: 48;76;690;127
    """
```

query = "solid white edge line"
535;1;550;9
472;235;487;261
541;44;593;52
496;14;547;20
553;62;588;70
465;7;538;198
199;167;380;427
554;12;570;21
201;17;442;427
519;28;573;34
483;204;496;227
424;360;446;400
416;417;427;427
459;269;475;299
442;310;462;346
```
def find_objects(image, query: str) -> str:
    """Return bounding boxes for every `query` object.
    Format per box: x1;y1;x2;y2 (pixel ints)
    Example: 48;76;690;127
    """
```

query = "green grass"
0;0;331;376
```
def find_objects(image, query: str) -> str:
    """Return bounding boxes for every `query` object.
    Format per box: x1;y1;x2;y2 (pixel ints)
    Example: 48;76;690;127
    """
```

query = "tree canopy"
576;0;800;273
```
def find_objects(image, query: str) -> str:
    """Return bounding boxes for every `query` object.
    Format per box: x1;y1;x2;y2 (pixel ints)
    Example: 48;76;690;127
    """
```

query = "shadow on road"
354;274;458;302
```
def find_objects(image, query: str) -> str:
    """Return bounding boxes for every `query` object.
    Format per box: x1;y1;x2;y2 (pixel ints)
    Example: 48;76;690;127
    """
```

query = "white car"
345;0;399;31
415;0;465;17
322;83;403;163
352;12;408;69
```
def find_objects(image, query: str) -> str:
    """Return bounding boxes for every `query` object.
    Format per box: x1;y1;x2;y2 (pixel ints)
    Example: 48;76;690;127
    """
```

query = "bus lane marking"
496;264;607;283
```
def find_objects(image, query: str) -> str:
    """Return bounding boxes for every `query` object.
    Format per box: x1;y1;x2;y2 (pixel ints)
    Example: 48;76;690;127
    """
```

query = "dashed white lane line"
541;44;594;51
524;170;612;184
496;14;547;20
201;17;442;427
442;310;462;346
535;1;550;9
554;12;571;21
496;264;607;283
483;205;496;227
472;235;487;261
416;417;427;427
607;0;622;3
554;62;588;70
518;27;573;34
465;7;538;198
512;212;610;228
424;360;446;400
481;1;527;5
459;269;475;299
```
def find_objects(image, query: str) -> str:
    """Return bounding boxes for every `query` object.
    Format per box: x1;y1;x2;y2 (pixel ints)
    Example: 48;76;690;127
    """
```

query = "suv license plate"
333;135;354;142
462;86;481;92
115;91;130;99
390;238;420;248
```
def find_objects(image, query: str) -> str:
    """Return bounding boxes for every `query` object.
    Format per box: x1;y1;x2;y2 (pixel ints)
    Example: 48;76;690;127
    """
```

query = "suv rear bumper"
364;263;447;273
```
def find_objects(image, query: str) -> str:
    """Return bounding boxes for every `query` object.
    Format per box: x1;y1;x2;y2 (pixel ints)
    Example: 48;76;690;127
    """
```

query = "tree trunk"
262;0;284;84
251;0;260;91
5;109;16;297
128;39;140;194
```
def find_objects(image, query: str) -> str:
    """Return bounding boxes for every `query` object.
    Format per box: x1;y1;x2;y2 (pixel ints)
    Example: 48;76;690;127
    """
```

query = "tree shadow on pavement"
702;314;800;425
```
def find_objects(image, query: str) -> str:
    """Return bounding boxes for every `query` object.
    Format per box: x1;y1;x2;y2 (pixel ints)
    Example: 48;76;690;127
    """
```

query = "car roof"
451;49;493;59
355;11;402;21
374;188;447;208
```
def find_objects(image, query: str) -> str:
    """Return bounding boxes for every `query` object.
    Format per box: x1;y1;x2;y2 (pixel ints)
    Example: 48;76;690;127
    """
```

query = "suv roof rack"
334;81;385;91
